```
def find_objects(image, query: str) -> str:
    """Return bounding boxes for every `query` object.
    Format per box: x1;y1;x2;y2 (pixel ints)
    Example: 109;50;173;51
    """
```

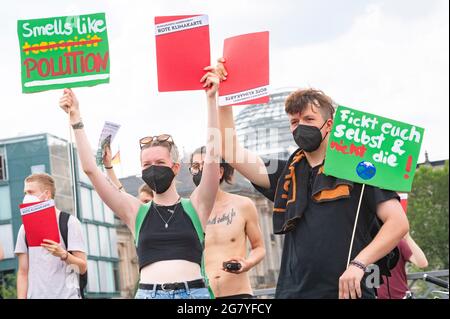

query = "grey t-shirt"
15;212;86;299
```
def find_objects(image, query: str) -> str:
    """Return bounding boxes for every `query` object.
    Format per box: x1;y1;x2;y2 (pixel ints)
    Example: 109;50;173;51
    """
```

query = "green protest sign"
324;106;424;192
18;13;110;93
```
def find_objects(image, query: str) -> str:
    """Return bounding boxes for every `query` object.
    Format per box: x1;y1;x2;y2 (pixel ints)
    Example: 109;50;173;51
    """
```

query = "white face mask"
22;194;42;204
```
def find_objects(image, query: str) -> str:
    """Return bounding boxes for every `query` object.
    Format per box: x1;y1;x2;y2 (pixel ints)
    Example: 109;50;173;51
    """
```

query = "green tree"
0;273;17;299
408;161;449;270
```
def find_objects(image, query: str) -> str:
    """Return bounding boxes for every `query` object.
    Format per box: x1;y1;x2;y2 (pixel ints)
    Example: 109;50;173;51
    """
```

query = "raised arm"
190;70;221;227
59;89;141;234
102;144;125;192
215;58;270;189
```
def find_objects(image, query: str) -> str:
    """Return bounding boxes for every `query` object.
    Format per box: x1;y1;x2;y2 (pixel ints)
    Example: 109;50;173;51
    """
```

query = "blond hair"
24;173;56;199
138;183;154;197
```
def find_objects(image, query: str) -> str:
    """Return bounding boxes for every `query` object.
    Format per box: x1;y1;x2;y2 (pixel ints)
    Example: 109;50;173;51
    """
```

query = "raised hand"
58;88;81;123
201;67;220;99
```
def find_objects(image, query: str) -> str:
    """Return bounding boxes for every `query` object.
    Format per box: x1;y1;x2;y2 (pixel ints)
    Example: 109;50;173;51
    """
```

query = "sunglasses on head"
139;134;173;149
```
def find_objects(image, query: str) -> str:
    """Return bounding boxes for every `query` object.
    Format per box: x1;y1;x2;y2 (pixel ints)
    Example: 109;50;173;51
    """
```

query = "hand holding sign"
59;89;81;123
201;66;220;98
102;143;113;167
41;239;66;258
96;122;121;166
215;57;228;81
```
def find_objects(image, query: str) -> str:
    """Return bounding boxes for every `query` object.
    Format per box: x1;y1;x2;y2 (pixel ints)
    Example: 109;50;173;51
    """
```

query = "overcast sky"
0;0;448;178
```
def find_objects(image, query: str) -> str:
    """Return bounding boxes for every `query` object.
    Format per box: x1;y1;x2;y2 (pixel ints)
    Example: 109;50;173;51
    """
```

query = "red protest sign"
19;200;60;247
155;15;210;92
219;31;270;106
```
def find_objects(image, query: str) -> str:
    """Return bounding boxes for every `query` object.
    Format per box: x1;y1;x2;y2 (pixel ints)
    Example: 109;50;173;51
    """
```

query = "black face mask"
142;165;175;194
192;170;202;187
192;169;225;187
292;121;328;152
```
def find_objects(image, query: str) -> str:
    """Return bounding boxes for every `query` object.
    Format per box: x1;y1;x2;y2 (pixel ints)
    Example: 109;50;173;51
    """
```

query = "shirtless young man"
190;146;266;299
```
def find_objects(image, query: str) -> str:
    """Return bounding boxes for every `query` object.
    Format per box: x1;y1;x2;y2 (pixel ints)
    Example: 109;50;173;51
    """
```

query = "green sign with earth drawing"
324;106;424;192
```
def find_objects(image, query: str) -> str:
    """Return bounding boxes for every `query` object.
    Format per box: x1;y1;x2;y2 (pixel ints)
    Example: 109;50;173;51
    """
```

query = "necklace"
153;197;181;229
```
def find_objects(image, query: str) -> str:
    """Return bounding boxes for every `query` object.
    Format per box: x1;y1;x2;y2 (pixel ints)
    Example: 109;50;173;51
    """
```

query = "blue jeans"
135;284;210;299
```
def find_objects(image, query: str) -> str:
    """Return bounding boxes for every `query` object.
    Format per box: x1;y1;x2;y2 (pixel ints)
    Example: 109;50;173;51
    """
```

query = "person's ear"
219;166;225;181
41;189;50;201
326;119;333;132
172;163;181;176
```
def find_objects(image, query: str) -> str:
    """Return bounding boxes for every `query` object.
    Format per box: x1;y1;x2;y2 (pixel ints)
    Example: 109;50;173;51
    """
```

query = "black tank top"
136;202;203;270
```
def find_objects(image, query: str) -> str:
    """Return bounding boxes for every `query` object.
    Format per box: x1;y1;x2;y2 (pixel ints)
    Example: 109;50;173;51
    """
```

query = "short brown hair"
138;183;154;197
25;173;56;199
285;88;336;120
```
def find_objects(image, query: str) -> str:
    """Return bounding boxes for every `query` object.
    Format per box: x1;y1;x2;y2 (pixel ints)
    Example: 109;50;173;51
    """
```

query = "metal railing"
253;270;449;299
408;270;449;299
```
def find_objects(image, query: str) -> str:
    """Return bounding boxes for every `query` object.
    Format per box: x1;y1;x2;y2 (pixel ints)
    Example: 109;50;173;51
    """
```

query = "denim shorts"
135;283;210;299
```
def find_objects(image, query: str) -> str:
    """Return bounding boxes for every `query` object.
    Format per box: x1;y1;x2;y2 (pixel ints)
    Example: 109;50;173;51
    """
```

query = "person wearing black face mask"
292;121;328;152
189;147;265;299
58;66;222;299
141;163;176;194
215;61;408;300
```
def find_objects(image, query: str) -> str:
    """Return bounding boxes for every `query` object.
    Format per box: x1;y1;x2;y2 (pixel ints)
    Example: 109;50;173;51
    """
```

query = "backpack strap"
180;198;215;299
59;212;71;249
135;201;152;247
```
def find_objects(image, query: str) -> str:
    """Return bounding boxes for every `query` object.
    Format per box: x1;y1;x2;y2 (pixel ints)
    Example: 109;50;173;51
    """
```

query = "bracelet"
60;251;69;261
349;259;367;272
71;120;84;130
104;166;113;169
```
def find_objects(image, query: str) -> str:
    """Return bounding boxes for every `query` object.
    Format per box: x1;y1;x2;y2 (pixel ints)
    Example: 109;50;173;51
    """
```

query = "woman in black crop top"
59;67;221;299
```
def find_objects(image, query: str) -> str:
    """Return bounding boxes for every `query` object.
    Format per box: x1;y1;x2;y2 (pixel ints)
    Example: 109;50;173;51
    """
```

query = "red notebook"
19;200;60;247
155;15;210;92
219;31;270;106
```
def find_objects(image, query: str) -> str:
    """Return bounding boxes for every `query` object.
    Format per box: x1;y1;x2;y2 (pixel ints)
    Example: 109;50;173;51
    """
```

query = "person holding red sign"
214;59;409;299
58;69;221;299
15;173;87;299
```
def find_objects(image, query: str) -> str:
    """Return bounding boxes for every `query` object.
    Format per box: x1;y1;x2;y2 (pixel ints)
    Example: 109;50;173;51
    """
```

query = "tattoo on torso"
208;208;237;226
